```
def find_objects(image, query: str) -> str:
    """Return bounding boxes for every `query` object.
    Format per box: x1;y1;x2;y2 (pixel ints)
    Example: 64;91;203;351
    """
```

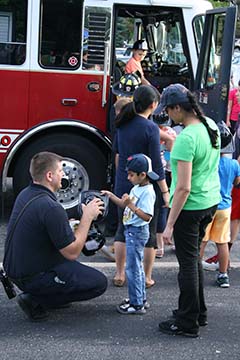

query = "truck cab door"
194;6;237;123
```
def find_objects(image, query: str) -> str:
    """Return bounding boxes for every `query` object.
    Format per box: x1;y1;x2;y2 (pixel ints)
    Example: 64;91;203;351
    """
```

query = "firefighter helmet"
69;220;106;256
78;190;109;223
82;224;106;256
132;40;148;51
76;190;109;256
112;72;141;97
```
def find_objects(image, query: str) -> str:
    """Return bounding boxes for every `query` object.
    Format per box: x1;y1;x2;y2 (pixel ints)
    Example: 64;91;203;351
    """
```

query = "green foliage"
209;0;240;39
208;0;229;7
115;18;134;47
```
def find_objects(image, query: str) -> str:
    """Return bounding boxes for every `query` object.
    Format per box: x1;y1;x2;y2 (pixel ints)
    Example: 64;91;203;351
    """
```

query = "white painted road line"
81;261;240;269
1;261;239;270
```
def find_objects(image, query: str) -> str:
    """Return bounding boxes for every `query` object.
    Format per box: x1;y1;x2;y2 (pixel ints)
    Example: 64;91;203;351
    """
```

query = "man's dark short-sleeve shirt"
3;183;75;279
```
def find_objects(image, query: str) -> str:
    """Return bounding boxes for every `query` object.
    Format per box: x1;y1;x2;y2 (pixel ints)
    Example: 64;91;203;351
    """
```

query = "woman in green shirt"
157;84;220;338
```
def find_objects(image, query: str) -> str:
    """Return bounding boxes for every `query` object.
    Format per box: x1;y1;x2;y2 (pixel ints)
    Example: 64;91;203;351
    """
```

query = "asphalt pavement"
0;194;240;360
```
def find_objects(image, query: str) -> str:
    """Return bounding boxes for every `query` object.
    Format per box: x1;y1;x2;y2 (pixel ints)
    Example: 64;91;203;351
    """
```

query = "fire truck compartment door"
194;6;237;123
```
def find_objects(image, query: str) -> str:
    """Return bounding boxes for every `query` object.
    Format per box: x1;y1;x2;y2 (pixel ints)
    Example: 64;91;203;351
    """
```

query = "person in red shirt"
226;80;240;134
125;40;150;85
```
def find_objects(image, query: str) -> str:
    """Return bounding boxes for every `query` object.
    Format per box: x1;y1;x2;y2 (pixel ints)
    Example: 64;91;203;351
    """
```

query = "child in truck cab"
125;40;151;85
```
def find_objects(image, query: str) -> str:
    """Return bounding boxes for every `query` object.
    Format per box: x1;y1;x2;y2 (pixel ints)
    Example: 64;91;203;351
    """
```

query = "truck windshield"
153;20;187;66
114;6;191;92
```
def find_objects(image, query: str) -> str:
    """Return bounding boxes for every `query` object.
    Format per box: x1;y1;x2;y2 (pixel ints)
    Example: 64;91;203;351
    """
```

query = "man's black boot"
17;293;49;322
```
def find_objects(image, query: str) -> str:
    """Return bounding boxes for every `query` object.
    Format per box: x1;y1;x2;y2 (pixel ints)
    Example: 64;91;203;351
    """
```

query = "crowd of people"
2;40;240;339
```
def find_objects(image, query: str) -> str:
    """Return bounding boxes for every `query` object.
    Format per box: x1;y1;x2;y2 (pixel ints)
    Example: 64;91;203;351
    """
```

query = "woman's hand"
162;224;174;245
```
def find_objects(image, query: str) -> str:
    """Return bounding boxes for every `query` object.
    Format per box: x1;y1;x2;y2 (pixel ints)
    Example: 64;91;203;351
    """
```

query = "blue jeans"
124;224;149;306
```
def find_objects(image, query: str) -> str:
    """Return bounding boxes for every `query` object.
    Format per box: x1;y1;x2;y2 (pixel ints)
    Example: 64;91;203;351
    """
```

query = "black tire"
13;133;108;217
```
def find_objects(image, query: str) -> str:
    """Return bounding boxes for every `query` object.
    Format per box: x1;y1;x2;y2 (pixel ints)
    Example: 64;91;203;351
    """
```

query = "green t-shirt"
170;118;221;210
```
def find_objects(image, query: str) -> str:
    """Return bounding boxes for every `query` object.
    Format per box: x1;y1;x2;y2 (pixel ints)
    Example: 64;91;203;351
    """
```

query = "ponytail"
115;102;135;128
185;92;219;149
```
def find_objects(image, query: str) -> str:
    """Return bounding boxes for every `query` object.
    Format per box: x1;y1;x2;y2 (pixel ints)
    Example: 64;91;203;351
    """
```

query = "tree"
209;0;229;6
209;0;240;38
115;18;134;47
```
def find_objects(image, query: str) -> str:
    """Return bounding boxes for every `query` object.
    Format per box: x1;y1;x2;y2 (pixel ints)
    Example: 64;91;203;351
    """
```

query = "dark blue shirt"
3;183;75;279
114;115;165;197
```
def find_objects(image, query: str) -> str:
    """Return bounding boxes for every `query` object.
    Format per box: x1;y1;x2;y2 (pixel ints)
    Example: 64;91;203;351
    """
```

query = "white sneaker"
100;245;115;262
216;273;230;288
117;303;146;315
202;260;219;271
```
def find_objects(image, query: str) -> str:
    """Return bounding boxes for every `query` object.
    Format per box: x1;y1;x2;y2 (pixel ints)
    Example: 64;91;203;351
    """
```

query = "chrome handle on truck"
102;41;110;108
61;99;78;106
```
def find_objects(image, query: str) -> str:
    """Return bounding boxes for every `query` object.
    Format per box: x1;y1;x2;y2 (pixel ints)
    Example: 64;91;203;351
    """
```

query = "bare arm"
60;198;104;260
115;153;119;169
226;99;233;127
163;160;192;244
160;129;176;151
101;191;151;221
101;190;125;208
157;178;170;207
233;175;240;187
141;76;151;86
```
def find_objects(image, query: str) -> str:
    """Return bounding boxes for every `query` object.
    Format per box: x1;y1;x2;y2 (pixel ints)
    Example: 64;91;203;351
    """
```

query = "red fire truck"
0;0;237;215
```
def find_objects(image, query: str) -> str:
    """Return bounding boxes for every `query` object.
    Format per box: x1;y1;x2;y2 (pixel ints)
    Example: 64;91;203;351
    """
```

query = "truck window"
193;15;205;55
39;0;83;69
197;13;226;89
82;7;111;71
0;0;27;65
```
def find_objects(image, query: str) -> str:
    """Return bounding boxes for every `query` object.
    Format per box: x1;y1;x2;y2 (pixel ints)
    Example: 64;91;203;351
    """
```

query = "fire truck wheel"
12;133;108;217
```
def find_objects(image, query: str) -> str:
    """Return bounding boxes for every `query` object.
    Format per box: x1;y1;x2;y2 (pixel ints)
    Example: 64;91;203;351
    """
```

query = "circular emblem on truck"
1;135;11;146
68;56;78;66
87;82;101;92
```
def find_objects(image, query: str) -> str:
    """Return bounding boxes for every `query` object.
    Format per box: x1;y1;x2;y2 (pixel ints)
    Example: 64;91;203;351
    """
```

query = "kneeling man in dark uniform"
3;151;107;321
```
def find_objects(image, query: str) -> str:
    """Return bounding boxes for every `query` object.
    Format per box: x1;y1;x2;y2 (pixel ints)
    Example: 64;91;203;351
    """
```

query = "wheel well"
8;125;111;177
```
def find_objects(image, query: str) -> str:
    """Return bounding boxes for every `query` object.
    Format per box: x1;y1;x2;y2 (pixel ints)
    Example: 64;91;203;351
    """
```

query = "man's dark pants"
14;260;107;307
